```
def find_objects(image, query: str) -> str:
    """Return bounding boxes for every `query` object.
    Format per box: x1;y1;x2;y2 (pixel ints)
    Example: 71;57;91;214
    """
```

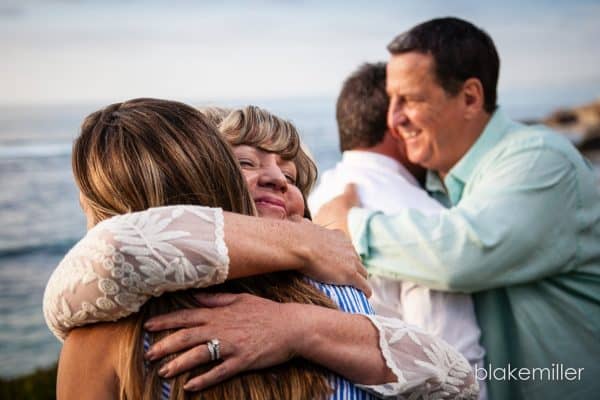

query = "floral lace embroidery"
43;206;228;341
359;315;478;399
43;205;478;399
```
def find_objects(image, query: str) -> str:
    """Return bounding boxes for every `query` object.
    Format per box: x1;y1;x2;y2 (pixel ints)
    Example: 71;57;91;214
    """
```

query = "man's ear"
461;78;485;119
386;126;403;141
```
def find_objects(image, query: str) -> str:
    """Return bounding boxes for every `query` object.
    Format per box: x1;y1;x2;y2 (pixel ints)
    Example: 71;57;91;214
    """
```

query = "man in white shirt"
309;63;486;397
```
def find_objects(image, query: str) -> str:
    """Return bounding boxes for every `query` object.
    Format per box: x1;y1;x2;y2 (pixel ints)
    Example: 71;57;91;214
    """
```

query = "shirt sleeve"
349;145;580;293
357;315;479;399
43;205;229;341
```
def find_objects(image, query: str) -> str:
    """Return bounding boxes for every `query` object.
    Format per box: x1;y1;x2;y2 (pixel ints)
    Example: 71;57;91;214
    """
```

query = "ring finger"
158;340;230;378
147;327;209;360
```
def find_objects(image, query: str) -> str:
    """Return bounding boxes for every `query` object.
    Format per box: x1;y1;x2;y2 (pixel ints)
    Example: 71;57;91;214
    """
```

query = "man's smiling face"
386;52;467;174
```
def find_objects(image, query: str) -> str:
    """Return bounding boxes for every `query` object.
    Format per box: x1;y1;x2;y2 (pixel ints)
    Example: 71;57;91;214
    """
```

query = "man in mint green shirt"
315;17;600;399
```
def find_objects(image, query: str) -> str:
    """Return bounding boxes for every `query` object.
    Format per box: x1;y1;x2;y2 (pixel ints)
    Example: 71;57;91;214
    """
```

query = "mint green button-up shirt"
349;109;600;400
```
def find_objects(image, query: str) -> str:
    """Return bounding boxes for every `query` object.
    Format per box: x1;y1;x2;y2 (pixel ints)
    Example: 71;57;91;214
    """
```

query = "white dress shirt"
309;150;487;398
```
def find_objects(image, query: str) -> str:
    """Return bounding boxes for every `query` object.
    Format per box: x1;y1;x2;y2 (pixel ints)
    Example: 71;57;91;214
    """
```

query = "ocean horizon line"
0;94;337;109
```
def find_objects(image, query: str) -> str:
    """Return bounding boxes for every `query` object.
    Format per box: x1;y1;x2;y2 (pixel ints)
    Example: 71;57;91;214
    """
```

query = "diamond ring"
207;338;221;361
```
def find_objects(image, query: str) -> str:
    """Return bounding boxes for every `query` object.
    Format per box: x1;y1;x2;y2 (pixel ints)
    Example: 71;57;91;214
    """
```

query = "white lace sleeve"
359;315;479;399
43;205;229;341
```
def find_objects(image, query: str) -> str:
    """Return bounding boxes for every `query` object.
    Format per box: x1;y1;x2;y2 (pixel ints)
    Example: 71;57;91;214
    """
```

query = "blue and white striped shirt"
310;280;376;400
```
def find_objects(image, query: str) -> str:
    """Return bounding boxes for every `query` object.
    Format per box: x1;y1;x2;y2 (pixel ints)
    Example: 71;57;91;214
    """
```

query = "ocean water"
0;95;599;378
0;98;343;378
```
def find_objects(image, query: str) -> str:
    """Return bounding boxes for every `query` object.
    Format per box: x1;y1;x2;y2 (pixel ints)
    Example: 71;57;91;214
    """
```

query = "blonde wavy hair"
198;106;232;127
72;98;335;400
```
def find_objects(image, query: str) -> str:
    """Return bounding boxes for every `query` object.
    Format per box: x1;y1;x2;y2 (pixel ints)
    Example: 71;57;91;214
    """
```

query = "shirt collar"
341;150;419;186
424;108;514;206
446;107;513;186
425;170;452;208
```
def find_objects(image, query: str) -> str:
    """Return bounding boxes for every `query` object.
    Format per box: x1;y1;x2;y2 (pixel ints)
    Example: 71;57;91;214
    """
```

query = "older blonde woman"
47;103;478;399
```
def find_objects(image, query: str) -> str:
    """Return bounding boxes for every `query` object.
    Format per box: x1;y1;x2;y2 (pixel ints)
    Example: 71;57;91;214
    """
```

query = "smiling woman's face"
233;145;305;220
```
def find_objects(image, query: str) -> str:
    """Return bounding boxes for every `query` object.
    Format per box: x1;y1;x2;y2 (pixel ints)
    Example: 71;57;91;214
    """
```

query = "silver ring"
207;338;221;361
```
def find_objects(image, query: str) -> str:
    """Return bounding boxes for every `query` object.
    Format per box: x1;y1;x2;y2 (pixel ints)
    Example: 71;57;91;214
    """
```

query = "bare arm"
290;302;396;385
57;323;120;400
145;293;478;399
224;212;368;289
44;206;368;340
300;308;479;398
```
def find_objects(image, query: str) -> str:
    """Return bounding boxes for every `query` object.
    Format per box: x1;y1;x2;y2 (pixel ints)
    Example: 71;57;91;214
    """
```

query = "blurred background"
0;0;599;396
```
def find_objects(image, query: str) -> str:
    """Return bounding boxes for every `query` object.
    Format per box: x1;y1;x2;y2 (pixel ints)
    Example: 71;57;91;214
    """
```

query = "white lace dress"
43;205;478;399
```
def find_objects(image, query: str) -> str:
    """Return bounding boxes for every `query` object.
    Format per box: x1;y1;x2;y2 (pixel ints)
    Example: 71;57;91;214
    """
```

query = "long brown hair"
72;98;335;400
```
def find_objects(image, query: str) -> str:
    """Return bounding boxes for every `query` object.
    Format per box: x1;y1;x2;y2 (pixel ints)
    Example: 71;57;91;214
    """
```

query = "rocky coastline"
538;99;600;150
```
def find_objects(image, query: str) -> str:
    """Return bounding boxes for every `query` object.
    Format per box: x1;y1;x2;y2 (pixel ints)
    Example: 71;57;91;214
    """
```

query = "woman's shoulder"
65;319;130;348
59;320;132;399
63;318;134;370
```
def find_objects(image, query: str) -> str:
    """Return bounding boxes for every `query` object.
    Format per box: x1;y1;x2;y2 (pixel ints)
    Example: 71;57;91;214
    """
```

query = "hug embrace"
43;16;600;400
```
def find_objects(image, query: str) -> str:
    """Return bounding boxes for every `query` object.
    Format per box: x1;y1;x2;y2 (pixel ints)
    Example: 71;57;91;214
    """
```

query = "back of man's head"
336;62;388;152
387;17;499;113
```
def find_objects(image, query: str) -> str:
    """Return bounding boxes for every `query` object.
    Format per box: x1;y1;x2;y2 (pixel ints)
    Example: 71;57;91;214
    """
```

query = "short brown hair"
387;17;499;113
336;62;389;152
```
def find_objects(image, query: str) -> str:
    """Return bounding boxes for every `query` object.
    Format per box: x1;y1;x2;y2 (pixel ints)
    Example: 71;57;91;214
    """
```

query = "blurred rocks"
541;99;600;150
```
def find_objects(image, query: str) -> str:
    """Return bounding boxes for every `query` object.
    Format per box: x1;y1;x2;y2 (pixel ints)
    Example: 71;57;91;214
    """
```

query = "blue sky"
1;0;599;105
